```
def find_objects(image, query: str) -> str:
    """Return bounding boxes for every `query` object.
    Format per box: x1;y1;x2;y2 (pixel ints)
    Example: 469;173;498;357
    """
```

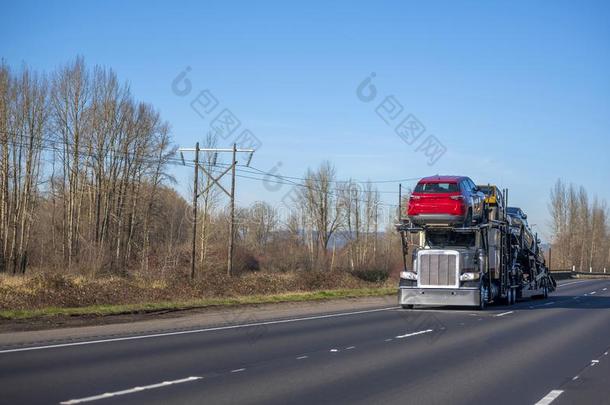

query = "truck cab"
399;228;490;309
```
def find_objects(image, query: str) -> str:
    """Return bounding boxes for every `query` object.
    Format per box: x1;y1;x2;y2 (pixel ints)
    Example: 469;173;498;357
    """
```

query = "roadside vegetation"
1;57;608;319
0;56;402;319
548;180;610;272
0;272;394;319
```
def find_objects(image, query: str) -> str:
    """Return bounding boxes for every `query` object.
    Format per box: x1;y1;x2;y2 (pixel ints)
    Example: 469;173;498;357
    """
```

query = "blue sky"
2;0;610;239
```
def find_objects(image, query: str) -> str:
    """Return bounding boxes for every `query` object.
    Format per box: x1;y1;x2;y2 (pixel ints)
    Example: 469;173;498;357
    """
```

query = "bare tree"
242;201;278;253
300;161;342;268
549;179;610;271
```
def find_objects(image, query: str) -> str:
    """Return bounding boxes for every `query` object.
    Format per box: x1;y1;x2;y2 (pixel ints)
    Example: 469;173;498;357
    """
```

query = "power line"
237;163;421;185
1;129;422;186
2;132;403;207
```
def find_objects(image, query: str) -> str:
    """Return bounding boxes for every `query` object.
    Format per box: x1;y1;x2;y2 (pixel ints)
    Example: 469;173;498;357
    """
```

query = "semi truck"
397;180;556;309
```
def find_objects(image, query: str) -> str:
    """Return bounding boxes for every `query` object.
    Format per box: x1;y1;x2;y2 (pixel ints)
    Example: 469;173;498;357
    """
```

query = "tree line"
1;57;177;275
549;179;610;271
0;57;401;277
5;58;606;279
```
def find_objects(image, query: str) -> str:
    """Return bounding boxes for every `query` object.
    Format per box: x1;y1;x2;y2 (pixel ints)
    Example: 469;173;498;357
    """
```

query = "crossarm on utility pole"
197;163;234;198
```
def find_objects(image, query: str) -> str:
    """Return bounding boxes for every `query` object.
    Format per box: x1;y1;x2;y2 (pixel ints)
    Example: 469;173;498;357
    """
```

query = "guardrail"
550;269;610;280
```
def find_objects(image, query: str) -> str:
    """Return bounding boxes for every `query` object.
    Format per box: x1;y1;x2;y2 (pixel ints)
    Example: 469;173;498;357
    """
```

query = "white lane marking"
329;349;338;352
604;351;608;356
572;375;579;380
231;368;246;373
557;280;588;288
603;288;608;291
589;291;597;295
495;311;514;317
384;338;393;342
60;376;202;404
0;306;398;354
591;360;599;365
296;355;308;360
396;329;434;339
535;389;564;405
345;346;356;350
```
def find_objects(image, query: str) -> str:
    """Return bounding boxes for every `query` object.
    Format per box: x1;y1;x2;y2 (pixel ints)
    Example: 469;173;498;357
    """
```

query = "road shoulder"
0;295;397;349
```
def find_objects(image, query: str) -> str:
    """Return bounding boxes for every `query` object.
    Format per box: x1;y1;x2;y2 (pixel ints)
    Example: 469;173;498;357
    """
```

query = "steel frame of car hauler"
397;188;556;309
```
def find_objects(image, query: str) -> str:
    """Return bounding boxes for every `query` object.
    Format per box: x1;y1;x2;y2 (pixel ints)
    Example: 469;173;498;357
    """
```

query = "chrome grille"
418;251;458;287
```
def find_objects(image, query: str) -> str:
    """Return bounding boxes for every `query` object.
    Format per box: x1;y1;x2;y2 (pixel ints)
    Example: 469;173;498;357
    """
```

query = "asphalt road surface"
1;279;609;405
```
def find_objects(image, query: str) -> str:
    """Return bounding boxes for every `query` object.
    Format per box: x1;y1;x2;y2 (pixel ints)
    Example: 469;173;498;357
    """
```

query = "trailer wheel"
504;289;512;306
542;285;549;299
401;304;414;309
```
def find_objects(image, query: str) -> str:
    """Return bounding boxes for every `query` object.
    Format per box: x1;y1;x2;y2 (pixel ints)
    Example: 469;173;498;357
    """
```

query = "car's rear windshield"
414;182;459;193
478;185;492;195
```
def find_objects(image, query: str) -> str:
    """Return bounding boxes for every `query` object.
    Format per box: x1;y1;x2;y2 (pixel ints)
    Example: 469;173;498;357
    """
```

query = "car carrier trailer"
396;187;556;309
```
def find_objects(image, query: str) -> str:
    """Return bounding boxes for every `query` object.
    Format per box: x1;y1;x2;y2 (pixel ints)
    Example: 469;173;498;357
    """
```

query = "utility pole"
398;183;402;220
191;142;200;279
179;143;254;279
228;144;237;276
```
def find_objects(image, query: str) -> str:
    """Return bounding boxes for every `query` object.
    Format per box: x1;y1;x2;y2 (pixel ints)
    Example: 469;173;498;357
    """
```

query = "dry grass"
0;287;396;320
0;271;394;316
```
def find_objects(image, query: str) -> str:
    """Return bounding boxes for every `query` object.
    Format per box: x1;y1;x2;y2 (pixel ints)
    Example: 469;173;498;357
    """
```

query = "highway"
1;279;609;404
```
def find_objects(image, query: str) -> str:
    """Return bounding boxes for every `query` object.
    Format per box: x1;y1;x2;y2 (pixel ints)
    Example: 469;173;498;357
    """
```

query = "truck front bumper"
399;287;479;307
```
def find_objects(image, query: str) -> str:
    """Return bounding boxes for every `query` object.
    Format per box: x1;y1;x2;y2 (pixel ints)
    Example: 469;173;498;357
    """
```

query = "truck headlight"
400;271;417;280
459;272;480;281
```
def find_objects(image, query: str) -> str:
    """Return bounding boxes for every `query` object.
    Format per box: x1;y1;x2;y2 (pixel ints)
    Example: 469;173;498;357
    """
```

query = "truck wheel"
477;284;487;310
401;304;414;309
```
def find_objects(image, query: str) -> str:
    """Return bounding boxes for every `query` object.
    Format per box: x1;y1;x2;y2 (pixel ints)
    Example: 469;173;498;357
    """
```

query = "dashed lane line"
557;280;590;288
59;376;203;404
495;311;514;317
395;329;434;339
534;389;563;405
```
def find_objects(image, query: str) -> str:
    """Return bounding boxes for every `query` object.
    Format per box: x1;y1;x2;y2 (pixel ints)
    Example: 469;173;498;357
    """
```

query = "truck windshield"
426;231;475;248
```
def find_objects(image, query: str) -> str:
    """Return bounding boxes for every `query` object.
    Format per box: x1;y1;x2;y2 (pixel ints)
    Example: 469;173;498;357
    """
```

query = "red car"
407;175;486;226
